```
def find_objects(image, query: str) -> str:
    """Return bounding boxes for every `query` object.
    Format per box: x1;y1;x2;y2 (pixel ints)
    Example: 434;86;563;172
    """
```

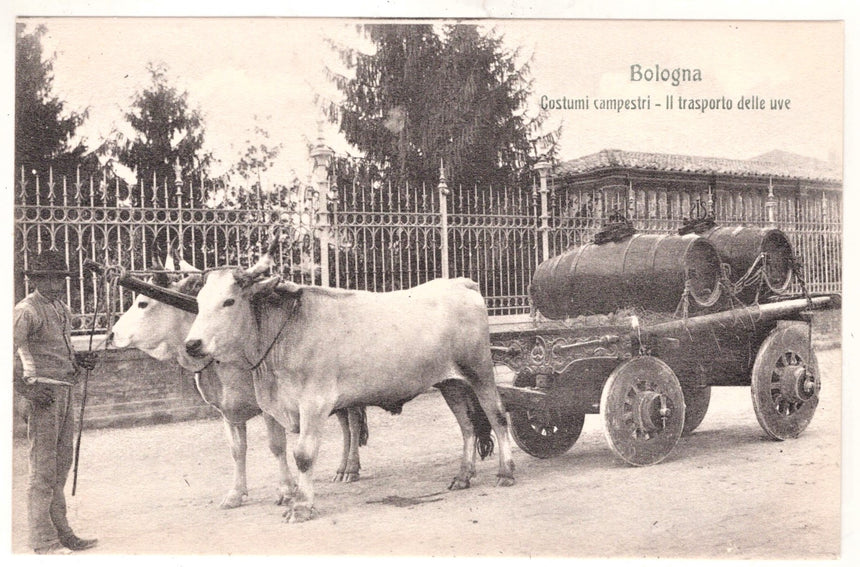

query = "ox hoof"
284;505;317;523
332;471;360;483
274;489;294;506
496;474;516;488
342;471;360;483
448;477;471;491
219;491;247;509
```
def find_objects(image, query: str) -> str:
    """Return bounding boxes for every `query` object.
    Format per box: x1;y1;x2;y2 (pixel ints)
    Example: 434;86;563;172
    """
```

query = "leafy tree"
204;119;289;213
434;25;555;186
324;24;442;185
228;121;283;195
15;22;90;186
118;62;211;207
322;24;560;295
324;24;558;189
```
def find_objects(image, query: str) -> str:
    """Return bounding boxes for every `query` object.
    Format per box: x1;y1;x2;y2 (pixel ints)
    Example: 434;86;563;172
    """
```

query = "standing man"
13;249;99;555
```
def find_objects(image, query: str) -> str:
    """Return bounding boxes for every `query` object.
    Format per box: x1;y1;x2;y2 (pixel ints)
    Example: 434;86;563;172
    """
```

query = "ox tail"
358;405;369;447
464;386;495;460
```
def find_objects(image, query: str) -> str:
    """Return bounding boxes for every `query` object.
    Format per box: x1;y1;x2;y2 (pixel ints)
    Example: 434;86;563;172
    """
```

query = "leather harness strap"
245;296;301;372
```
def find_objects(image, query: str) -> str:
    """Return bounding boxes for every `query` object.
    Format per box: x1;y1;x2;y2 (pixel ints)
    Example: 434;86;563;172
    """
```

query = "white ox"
184;262;516;522
110;272;368;510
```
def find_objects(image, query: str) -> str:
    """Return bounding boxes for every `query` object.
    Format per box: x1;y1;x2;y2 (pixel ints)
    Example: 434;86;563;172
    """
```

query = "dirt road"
11;349;841;558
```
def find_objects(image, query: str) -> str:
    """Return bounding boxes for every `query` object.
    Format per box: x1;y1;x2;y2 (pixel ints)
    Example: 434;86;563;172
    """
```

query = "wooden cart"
491;296;831;466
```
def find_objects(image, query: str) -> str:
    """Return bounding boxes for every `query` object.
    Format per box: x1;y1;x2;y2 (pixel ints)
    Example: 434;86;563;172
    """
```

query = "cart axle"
780;365;816;404
634;391;672;432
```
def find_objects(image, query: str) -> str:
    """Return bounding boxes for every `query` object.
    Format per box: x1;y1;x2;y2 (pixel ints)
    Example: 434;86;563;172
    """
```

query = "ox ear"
274;280;302;297
247;275;283;298
149;257;171;287
174;274;204;297
153;271;171;289
152;273;171;287
233;268;257;289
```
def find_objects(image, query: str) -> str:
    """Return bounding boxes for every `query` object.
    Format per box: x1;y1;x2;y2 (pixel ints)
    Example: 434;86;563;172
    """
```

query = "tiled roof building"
556;149;841;184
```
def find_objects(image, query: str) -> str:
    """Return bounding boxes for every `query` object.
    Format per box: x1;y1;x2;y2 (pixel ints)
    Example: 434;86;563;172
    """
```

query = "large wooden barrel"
701;226;794;303
530;234;722;319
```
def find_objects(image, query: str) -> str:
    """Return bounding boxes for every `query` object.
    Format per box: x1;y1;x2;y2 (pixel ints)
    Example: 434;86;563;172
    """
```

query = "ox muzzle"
185;339;207;359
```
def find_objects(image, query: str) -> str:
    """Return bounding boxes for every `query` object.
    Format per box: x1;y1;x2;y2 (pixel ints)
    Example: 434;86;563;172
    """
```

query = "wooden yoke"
84;260;198;314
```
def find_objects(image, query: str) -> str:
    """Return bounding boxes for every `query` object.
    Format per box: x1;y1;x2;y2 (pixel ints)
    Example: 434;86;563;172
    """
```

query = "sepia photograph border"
2;0;855;564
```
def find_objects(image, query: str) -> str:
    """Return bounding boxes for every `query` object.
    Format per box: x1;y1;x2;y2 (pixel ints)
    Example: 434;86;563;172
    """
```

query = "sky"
11;16;844;187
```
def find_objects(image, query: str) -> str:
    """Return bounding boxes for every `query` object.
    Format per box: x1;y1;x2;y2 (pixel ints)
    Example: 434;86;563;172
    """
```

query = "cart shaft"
637;296;829;340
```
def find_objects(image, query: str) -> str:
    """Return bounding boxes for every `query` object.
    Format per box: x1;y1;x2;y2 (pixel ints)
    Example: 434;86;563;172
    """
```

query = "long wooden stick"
72;273;104;496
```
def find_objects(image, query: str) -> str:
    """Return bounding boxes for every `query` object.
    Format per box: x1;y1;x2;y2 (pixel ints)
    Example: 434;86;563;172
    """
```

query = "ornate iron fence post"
174;158;184;253
532;175;540;263
626;175;636;223
765;176;777;227
438;161;450;279
311;130;335;287
535;161;552;263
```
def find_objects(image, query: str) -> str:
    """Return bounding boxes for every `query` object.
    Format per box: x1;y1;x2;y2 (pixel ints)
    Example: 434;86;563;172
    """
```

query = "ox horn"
244;237;281;279
151;257;171;288
178;257;200;273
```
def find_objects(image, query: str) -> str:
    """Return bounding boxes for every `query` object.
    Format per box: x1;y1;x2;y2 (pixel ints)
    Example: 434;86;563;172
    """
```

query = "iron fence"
14;166;330;332
329;177;539;315
14;161;842;331
330;179;443;293
547;177;842;296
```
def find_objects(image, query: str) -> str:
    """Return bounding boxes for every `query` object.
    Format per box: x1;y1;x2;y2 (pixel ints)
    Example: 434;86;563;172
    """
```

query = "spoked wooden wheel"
600;357;686;466
508;371;585;459
681;386;711;436
751;322;820;440
509;407;585;459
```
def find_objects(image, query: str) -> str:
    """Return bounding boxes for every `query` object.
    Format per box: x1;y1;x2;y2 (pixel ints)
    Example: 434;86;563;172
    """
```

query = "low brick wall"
80;346;220;429
13;341;219;437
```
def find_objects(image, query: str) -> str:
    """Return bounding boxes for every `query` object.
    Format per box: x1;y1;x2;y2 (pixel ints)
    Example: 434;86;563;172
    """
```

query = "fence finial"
310;126;334;176
173;158;183;196
438;159;449;196
765;175;777;227
309;123;335;287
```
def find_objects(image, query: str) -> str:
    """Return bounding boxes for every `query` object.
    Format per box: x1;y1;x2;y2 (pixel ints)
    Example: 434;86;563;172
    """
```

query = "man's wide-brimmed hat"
25;249;75;277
